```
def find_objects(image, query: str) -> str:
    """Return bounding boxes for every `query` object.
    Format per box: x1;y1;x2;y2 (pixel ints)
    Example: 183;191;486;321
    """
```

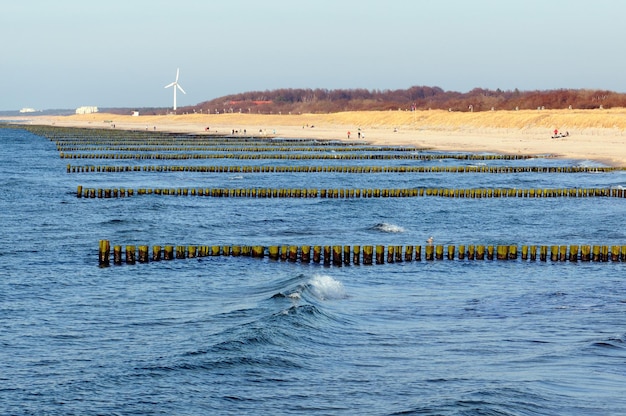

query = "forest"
106;87;626;115
187;87;626;115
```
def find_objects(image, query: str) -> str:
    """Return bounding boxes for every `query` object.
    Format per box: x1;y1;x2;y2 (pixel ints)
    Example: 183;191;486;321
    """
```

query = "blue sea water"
1;125;626;415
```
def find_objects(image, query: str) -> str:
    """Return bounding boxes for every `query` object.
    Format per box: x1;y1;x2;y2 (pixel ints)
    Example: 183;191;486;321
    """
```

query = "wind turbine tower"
164;68;186;111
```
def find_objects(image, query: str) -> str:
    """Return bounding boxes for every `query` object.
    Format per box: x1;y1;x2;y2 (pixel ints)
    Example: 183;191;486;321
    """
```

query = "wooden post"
363;245;373;265
376;245;385;264
152;245;161;261
113;245;122;265
269;246;279;260
530;245;537;261
569;245;578;262
487;245;494;260
126;245;136;264
164;245;174;260
313;246;321;263
301;246;311;263
425;245;434;261
447;245;455;260
343;245;351;265
99;240;110;267
404;245;414;262
435;245;444;260
323;246;331;266
138;245;149;263
353;245;361;265
289;245;298;262
386;245;394;263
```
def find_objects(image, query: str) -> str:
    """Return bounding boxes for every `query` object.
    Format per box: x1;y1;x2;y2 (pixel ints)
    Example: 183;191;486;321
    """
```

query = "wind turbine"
164;68;186;111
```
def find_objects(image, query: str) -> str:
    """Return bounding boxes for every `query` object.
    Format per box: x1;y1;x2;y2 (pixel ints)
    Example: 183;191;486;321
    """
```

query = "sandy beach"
16;109;626;166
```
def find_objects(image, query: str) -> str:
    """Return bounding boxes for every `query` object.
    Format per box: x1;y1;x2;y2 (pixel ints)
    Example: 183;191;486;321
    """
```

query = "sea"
1;124;626;415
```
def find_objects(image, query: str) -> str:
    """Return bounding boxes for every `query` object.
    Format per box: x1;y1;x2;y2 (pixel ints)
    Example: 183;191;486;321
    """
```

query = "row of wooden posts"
98;240;626;267
78;186;626;199
60;153;547;160
67;164;617;174
57;145;412;153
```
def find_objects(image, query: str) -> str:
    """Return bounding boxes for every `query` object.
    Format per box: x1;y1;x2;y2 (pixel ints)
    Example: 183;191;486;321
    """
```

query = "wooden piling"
458;245;465;260
387;245;395;263
540;246;547;262
113;245;122;265
353;245;361;265
269;245;279;260
425;245;434;261
313;245;321;263
404;245;413;262
333;245;342;266
435;245;444;260
447;245;455;260
324;246;332;266
376;245;385;264
164;245;174;260
487;245;494;260
138;245;149;263
363;245;373;265
289;245;298;262
476;245;485;260
301;245;311;263
152;245;161;261
530;245;537;261
569;245;578;262
99;240;110;267
126;245;136;264
252;245;265;258
176;246;186;259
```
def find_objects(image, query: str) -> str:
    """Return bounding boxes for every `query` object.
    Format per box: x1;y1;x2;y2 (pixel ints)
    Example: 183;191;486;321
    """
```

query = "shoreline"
11;110;626;166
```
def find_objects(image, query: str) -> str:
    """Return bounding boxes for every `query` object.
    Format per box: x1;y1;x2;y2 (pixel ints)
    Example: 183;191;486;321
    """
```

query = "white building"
75;106;99;114
19;108;37;113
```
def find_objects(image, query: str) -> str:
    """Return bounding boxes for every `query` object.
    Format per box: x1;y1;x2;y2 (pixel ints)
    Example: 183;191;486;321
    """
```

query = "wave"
371;222;405;233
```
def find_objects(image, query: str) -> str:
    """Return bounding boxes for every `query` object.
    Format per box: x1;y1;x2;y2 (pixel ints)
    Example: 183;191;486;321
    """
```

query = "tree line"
106;86;626;115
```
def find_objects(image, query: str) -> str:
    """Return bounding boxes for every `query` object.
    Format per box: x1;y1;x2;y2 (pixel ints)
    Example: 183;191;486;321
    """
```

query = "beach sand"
18;109;626;166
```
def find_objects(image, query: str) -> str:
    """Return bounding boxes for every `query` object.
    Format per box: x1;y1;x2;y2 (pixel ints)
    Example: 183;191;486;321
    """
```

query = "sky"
2;0;625;111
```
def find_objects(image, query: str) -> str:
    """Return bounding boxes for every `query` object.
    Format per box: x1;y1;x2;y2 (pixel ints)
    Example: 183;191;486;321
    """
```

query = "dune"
21;108;626;166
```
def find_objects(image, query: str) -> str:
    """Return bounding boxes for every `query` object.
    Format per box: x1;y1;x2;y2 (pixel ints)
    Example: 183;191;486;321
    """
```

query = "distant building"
19;108;37;113
131;111;139;116
75;106;99;114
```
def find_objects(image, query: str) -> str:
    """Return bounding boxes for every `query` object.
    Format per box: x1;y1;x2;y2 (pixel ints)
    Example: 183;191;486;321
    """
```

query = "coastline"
13;109;626;166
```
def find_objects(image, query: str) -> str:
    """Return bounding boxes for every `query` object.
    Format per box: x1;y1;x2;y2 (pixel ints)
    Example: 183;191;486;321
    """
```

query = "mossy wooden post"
468;245;475;260
621;245;626;262
508;245;517;260
289;245;298;262
487;245;494;261
592;245;600;262
404;245;414;262
232;246;241;257
386;245;394;263
415;245;422;261
77;185;83;198
611;245;619;262
241;246;251;256
99;240;110;267
313;246;321;263
341;245;350;265
269;246;279;260
447;245;455;260
113;245;122;265
176;246;186;259
323;245;331;266
476;245;485;260
252;245;264;258
458;245;465;260
496;245;507;260
164;245;174;260
375;245;385;264
188;246;197;259
126;245;136;265
332;246;342;266
394;246;402;263
602;245;609;262
280;245;289;261
222;246;231;257
559;245;567;262
363;245;373;265
521;245;528;261
353;245;361;265
301;245;311;263
530;245;537;261
210;245;220;256
569;245;579;262
540;246;547;262
425;245;434;261
435;245;444;260
152;245;161;261
138;245;149;263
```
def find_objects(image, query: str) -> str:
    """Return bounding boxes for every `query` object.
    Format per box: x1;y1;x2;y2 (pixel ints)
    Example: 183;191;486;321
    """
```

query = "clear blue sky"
2;0;625;111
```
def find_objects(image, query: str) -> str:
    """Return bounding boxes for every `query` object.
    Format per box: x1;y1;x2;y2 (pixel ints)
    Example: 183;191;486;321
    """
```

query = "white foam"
308;274;347;301
374;222;405;233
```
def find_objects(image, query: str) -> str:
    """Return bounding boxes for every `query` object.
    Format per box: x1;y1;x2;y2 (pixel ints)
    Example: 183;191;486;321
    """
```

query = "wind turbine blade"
164;82;175;88
175;68;180;81
177;84;186;94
